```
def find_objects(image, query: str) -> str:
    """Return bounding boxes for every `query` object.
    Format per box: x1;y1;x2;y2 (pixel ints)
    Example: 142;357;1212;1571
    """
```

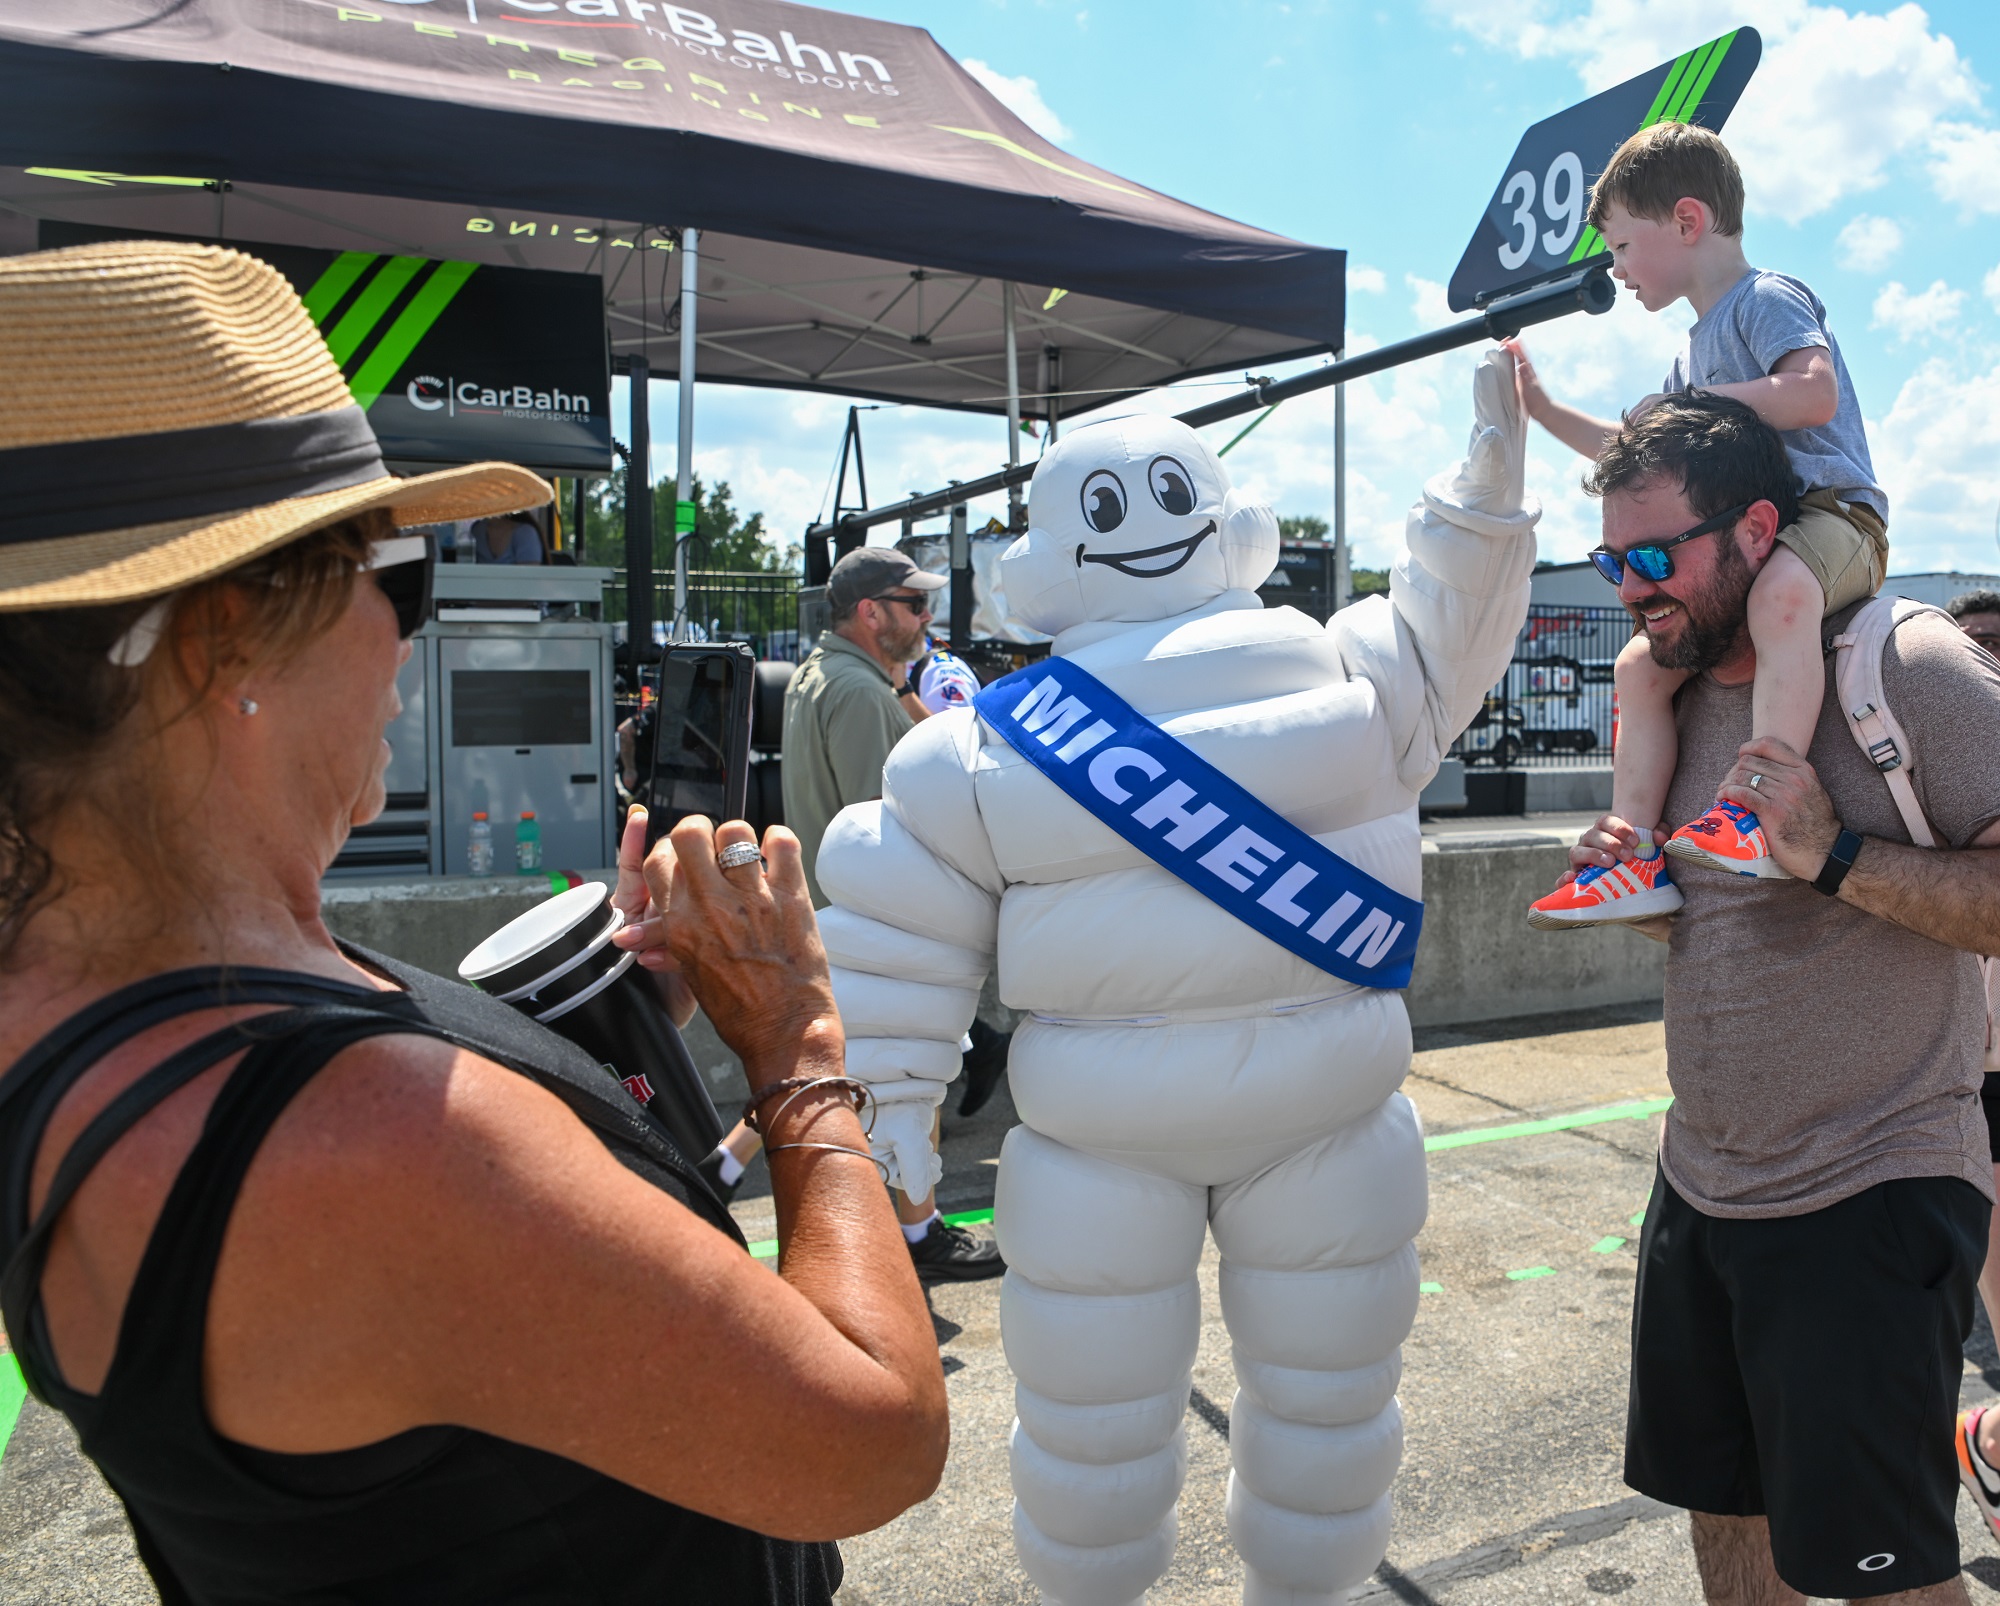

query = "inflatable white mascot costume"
814;351;1536;1606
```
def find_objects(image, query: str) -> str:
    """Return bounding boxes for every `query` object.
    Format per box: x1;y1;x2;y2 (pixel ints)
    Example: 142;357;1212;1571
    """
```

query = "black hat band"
0;406;387;546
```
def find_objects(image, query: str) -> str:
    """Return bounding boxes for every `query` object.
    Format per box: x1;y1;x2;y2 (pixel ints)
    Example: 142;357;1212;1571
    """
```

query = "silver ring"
716;841;765;871
1749;773;1764;792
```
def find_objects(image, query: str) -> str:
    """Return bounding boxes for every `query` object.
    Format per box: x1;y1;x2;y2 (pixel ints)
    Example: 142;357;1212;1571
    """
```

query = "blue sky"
639;0;2000;578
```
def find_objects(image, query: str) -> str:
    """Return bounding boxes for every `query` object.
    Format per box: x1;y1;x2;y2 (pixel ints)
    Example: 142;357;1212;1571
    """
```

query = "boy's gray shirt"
1664;268;1887;521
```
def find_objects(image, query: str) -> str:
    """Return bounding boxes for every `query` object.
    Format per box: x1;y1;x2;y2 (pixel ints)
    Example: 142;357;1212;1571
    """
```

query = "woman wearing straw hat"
0;242;946;1603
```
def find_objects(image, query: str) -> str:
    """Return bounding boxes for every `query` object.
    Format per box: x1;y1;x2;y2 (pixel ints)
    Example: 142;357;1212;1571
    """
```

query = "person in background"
1949;586;2000;1548
782;546;1002;1280
475;510;545;564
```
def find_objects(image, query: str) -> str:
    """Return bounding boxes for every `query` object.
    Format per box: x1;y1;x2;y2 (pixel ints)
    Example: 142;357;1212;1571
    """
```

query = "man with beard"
1552;392;2000;1604
782;546;1004;1278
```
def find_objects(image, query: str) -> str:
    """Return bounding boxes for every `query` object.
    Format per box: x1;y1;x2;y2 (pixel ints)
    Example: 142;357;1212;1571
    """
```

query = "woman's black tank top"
0;945;841;1606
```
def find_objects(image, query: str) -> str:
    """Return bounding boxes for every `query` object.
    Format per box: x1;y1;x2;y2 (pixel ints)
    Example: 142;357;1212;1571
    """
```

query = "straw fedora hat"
0;240;554;612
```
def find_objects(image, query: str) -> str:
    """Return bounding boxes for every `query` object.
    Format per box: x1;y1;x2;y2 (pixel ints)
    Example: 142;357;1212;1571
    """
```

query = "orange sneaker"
1527;854;1683;930
1663;799;1792;879
1958;1407;2000;1547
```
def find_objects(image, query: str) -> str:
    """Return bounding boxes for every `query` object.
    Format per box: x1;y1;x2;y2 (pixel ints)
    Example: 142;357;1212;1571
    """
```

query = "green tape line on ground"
747;1204;996;1261
740;1103;1669;1259
1507;1266;1557;1281
0;1353;26;1468
1424;1095;1671;1153
1419;1282;1443;1295
1591;1236;1627;1254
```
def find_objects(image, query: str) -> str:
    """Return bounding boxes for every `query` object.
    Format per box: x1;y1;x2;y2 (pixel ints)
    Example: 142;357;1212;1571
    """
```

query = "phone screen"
645;646;753;844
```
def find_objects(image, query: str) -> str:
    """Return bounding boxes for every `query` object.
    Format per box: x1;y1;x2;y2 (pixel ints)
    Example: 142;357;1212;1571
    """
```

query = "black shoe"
907;1218;1006;1282
956;1019;1012;1117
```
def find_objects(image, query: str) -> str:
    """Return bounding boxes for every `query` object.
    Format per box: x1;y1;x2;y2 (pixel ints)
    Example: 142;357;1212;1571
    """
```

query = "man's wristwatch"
891;678;915;697
1812;827;1864;896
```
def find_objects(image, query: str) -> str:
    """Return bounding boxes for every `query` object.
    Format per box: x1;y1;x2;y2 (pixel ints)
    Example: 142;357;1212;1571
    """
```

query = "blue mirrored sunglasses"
1588;502;1750;586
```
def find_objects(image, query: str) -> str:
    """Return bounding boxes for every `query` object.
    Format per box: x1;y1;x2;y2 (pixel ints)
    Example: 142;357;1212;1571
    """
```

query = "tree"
1278;514;1329;543
571;468;798;575
564;469;799;646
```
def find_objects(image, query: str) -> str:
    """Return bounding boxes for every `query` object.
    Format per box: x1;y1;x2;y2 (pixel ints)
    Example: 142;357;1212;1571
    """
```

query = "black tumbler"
459;881;726;1164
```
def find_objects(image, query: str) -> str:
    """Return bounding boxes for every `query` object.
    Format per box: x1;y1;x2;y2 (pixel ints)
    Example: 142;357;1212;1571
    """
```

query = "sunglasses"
367;533;435;639
870;591;935;615
1589;503;1751;586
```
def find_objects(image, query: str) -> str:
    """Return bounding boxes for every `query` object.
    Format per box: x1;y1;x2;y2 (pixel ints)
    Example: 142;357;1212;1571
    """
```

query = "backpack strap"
1830;596;1947;849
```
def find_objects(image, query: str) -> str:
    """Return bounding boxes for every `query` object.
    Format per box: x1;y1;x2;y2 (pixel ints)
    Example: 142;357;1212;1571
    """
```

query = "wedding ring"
1749;773;1764;793
716;841;765;871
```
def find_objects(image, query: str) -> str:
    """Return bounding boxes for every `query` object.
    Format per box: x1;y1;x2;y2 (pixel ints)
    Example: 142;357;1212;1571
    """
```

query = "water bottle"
516;810;542;873
467;811;494;876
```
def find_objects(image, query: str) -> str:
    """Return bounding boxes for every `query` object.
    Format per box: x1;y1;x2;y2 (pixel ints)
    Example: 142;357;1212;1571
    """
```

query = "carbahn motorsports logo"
406;374;595;420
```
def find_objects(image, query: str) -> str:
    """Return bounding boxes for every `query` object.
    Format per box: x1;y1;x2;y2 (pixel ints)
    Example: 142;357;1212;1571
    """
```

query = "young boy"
1519;121;1887;929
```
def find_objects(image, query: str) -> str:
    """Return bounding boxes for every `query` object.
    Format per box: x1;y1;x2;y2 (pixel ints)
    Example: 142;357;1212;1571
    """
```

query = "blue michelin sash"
974;656;1424;989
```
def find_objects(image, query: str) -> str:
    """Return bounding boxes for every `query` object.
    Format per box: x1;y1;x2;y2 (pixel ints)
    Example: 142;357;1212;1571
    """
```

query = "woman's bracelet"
764;1140;890;1181
743;1074;873;1136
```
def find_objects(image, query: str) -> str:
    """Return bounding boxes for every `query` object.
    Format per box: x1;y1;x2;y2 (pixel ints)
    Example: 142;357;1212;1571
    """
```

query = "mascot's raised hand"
812;360;1536;1606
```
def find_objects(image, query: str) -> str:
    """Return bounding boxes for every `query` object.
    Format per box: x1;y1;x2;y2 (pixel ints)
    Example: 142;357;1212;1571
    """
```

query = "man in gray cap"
782;545;1003;1279
783;546;945;905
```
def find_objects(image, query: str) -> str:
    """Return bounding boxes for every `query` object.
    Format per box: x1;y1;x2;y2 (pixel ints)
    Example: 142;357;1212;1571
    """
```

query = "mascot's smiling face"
1000;415;1280;635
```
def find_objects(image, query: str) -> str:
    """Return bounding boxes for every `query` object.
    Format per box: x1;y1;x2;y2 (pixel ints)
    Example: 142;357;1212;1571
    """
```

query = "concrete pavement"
9;998;2000;1604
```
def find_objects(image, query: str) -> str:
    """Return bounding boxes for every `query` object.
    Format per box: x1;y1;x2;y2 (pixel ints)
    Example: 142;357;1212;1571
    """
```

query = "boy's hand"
1501;339;1549;422
1623;392;1668;425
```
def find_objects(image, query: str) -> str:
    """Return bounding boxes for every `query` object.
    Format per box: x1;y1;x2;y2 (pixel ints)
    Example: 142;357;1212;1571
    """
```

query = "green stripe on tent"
323;255;425;367
348;260;478;409
299;251;377;328
0;1353;26;1469
1671;30;1738;124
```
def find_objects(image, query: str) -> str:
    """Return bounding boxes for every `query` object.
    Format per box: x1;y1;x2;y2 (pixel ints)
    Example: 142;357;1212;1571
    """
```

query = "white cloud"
1984;264;2000;313
1871;278;1965;344
1870;356;2000;569
961;60;1075;144
1349;265;1387;293
1928;121;2000;215
1433;1;1982;224
1835;213;1903;272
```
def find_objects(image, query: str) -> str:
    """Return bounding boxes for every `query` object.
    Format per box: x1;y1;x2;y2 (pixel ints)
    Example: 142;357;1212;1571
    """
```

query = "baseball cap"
827;546;948;613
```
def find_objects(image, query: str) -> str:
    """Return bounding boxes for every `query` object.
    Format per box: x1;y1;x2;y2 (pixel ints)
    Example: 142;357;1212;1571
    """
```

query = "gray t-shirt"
1660;607;2000;1217
1665;269;1886;521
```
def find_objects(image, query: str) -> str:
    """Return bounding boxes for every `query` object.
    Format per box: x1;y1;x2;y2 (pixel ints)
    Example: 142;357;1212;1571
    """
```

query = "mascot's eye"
1147;456;1196;515
1080;470;1127;534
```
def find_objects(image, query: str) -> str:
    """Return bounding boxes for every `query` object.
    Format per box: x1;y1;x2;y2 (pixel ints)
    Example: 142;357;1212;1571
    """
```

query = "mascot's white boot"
815;352;1537;1605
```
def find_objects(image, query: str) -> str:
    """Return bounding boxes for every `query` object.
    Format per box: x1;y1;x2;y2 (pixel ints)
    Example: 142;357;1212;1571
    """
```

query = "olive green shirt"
781;631;912;906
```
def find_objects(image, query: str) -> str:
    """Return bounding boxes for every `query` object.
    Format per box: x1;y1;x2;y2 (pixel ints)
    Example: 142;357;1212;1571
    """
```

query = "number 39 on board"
1496;151;1583;271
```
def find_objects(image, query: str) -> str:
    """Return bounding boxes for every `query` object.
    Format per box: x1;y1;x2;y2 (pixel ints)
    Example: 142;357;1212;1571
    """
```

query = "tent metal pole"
1003;284;1023;530
673;227;699;642
625;355;654;661
1333;350;1350;614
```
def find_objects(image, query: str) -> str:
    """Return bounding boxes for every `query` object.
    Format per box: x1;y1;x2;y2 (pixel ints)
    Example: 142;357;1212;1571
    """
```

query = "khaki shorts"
1779;489;1888;614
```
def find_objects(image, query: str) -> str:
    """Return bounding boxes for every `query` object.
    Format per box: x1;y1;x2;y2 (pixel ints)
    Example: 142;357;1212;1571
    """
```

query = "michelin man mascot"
814;351;1536;1606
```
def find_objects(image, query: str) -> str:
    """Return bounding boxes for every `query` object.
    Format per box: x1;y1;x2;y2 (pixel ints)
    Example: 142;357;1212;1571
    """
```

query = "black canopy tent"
0;0;1347;648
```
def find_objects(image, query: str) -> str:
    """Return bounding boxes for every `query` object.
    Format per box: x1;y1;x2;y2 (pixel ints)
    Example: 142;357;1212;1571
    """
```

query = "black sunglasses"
367;533;435;638
1589;503;1751;586
870;591;935;615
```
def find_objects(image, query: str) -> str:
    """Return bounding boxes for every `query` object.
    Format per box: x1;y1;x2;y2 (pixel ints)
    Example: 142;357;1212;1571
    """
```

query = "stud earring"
238;698;259;716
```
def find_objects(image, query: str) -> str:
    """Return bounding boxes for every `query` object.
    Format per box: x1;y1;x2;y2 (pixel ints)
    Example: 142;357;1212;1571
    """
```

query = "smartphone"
644;644;755;847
